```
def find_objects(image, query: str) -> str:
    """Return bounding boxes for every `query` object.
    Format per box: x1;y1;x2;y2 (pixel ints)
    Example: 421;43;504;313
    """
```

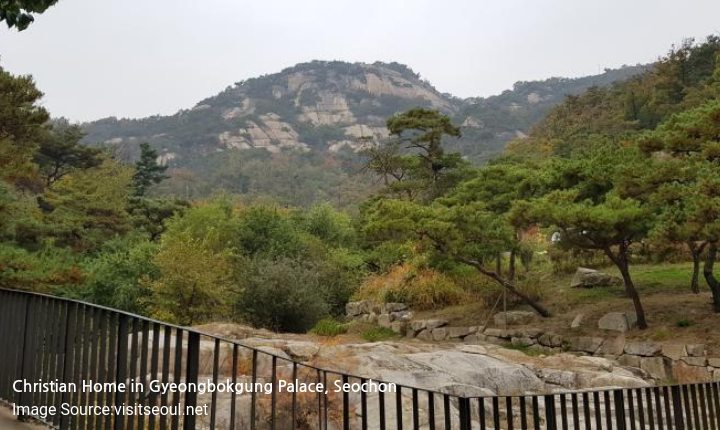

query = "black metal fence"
1;287;719;430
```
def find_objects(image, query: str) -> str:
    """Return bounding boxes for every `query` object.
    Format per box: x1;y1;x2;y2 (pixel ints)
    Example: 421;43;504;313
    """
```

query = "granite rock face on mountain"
81;61;646;167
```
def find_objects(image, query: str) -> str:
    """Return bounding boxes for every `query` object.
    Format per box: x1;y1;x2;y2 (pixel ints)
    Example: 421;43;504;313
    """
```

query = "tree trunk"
496;254;502;277
688;242;707;294
690;247;702;294
604;246;648;329
703;242;720;312
508;250;517;282
458;257;551;318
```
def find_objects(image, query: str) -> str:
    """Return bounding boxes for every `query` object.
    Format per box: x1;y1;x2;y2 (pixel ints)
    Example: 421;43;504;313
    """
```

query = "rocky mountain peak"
81;61;646;170
84;61;460;162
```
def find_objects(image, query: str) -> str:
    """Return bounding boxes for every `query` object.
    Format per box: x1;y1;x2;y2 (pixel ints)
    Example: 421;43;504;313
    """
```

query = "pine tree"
131;142;168;197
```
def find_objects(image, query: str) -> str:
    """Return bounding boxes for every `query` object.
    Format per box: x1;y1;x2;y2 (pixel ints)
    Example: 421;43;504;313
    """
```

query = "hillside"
83;61;455;162
505;36;720;158
80;61;646;205
455;65;647;162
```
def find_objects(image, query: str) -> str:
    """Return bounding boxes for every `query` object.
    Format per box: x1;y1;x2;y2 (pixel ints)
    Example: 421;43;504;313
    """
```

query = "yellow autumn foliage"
354;264;464;310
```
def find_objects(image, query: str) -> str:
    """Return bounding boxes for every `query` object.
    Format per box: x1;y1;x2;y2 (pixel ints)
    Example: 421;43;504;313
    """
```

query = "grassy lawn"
558;262;696;305
410;261;720;352
631;263;695;294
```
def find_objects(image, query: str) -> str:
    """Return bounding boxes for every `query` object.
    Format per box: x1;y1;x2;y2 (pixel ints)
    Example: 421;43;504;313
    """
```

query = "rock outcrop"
181;320;720;429
598;312;638;332
570;267;623;288
191;323;651;397
493;311;537;326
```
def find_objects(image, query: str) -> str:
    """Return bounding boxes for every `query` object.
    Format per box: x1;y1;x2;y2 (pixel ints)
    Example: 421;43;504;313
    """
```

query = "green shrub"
360;327;398;342
235;258;330;333
311;319;349;337
365;243;414;272
81;237;159;314
547;247;609;274
676;319;696;328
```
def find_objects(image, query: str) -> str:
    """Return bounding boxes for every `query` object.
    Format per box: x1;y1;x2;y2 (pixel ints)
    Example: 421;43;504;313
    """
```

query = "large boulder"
432;327;448;341
569;336;604;354
597;336;626;356
447;326;472;338
538;334;563;348
410;320;427;332
662;344;687;361
598;312;638;333
312;343;544;396
570;267;622;288
390;321;407;335
681;356;707;367
382;302;408;313
538;368;578;387
624;342;661;357
425;319;449;330
187;322;656;427
673;361;712;383
589;373;650;388
686;344;707;357
378;314;394;328
284;341;321;361
346;301;368;316
493;311;537;326
707;357;720;367
641;357;672;380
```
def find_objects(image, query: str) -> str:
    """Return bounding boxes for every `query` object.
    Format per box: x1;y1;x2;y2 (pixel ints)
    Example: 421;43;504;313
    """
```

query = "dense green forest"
2;36;720;334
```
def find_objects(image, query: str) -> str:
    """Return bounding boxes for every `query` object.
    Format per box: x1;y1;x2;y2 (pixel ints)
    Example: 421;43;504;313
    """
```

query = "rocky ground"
184;323;655;430
194;322;651;397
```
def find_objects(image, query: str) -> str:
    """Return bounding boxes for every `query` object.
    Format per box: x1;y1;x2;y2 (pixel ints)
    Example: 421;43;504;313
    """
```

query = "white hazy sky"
1;0;719;122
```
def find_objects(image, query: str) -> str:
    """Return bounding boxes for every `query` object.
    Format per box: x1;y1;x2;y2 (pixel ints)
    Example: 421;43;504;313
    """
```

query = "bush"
235;258;330;333
81;237;159;314
300;203;356;247
354;264;464;310
365;243;414;272
676;319;696;328
360;327;397;342
547;247;609;274
236;206;308;258
148;231;235;325
311;319;349;337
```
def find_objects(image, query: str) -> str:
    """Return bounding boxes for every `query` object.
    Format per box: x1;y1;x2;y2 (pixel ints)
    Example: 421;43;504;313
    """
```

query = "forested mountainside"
506;36;720;158
455;65;648;161
80;60;645;206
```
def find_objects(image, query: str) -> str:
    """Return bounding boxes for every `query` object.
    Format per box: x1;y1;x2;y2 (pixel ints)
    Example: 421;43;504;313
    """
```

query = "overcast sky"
1;0;719;122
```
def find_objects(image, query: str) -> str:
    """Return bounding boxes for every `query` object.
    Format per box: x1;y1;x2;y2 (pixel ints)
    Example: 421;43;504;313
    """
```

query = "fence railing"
0;287;719;430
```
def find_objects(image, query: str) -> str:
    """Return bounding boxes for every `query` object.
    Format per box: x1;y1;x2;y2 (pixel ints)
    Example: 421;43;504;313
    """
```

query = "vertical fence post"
15;295;33;420
545;395;558;430
672;385;685;430
459;397;472;430
115;315;129;430
183;332;200;430
614;389;627;430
